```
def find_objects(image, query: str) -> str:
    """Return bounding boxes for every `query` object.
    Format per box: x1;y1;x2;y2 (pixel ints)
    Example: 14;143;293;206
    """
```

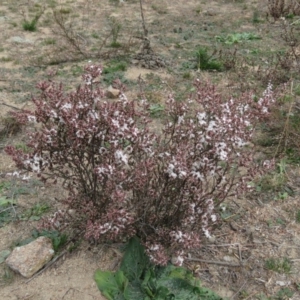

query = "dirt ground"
1;0;300;299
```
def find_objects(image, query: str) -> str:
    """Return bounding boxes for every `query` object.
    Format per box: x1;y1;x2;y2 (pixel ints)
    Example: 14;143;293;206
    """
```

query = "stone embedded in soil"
204;9;218;16
5;236;54;278
8;36;34;44
106;85;120;99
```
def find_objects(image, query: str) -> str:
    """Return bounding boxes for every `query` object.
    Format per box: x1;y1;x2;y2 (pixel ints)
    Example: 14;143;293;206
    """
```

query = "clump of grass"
0;57;12;62
265;257;292;274
108;16;122;48
22;11;43;32
101;60;128;84
151;3;168;14
252;10;260;23
215;32;261;45
58;7;71;14
0;266;14;286
296;210;300;223
103;60;127;74
194;47;224;71
42;38;56;45
0;115;23;139
252;159;293;201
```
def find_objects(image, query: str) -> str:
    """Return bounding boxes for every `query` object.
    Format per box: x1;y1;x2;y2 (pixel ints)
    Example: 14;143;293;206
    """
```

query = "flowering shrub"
5;64;275;265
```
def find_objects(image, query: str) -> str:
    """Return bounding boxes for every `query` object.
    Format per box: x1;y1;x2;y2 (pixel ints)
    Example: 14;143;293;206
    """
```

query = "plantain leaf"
120;236;150;282
0;197;14;206
94;237;223;300
94;270;129;300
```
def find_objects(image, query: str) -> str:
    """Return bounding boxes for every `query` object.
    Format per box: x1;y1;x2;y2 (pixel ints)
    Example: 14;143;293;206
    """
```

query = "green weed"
31;229;68;252
19;203;50;221
94;237;223;300
151;3;168;14
265;257;292;274
0;115;23;139
274;288;294;299
15;143;30;153
215;32;261;45
71;65;83;76
194;47;224;71
58;7;71;14
149;103;164;118
102;60;128;84
108;16;122;48
0;57;12;62
42;38;56;45
0;266;14;285
22;17;39;32
296;210;300;223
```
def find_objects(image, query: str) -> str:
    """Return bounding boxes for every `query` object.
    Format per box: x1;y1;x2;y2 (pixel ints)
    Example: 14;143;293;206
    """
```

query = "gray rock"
9;36;34;44
204;9;218;16
0;16;9;22
6;236;54;278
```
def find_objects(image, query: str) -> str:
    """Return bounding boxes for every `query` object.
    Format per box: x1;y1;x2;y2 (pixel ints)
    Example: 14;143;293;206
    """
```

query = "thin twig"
25;230;84;283
139;0;148;37
238;243;242;264
186;257;241;267
0;102;22;110
243;292;258;300
231;281;247;299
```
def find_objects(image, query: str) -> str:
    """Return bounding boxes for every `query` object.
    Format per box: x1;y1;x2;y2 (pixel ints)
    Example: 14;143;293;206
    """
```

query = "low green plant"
108;16;122;48
194;48;224;71
19;203;50;221
0;57;12;62
71;65;83;76
94;237;223;300
265;257;292;274
274;288;294;299
58;7;71;14
0;115;23;139
22;14;42;32
15;143;30;153
252;10;260;23
182;72;192;79
215;32;261;45
102;60;128;84
151;3;168;14
31;229;68;252
149;104;164;118
296;210;300;223
252;159;293;200
0;265;14;285
42;38;56;45
103;61;128;74
256;294;271;300
0;182;15;227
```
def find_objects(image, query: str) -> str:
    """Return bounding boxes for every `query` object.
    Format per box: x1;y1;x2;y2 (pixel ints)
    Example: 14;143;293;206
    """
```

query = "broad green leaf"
120;236;150;282
0;197;14;206
94;270;129;300
0;250;11;264
94;237;223;300
155;264;223;300
29;215;41;221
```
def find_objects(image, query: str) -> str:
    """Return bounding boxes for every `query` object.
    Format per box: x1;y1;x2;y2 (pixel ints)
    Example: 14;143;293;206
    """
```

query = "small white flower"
115;149;128;165
28;115;36;123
